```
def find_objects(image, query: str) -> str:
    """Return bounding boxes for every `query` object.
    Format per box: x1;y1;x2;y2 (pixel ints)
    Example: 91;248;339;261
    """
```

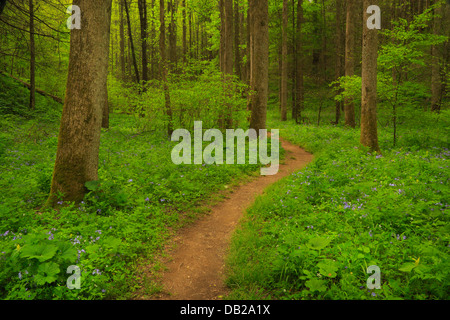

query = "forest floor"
139;136;314;300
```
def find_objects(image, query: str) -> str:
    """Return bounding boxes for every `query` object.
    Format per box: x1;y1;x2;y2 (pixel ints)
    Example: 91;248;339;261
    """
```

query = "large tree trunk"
280;0;288;121
344;0;356;128
248;0;269;132
46;0;112;207
29;0;35;110
360;0;380;154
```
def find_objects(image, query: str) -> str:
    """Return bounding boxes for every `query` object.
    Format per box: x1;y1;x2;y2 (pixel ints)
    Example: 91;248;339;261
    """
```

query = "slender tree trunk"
150;0;156;79
221;0;234;128
234;0;241;80
280;0;288;121
182;0;187;63
295;0;304;123
246;4;251;87
124;0;140;83
46;0;113;206
360;0;380;153
431;2;445;113
248;0;269;132
160;0;173;136
334;0;344;124
119;0;126;80
344;0;356;128
138;0;149;83
168;0;177;71
29;0;35;110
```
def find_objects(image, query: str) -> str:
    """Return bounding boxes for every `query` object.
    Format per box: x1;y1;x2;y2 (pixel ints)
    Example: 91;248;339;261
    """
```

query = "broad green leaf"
306;237;331;250
317;259;338;278
305;279;327;292
35;262;60;285
398;262;416;273
58;242;78;262
20;244;58;262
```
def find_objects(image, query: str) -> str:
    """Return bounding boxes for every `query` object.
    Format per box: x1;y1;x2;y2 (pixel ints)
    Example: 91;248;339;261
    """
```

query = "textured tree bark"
29;0;35;110
280;0;288;121
46;0;112;206
248;0;269;132
344;0;356;128
360;0;380;154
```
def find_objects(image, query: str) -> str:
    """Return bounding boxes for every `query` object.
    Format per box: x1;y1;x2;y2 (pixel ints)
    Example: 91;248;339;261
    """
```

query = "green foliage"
108;61;249;132
225;110;449;300
0;77;263;299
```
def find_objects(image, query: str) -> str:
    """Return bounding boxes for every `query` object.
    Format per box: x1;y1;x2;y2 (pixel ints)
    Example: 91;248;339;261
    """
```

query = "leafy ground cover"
0;75;266;300
225;108;449;300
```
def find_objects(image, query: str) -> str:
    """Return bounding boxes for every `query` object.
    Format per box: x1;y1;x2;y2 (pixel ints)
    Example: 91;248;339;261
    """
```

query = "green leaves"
305;279;327;293
21;244;58;262
306;237;331;251
35;262;60;285
317;259;338;278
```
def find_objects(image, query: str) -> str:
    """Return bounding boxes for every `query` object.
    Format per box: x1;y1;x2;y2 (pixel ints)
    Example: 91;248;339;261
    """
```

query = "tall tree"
46;0;113;206
160;0;173;136
344;0;356;128
360;0;380;153
138;0;149;83
182;0;187;63
28;0;35;110
222;0;234;128
280;0;288;121
168;0;177;70
119;0;126;80
248;0;269;132
334;0;345;124
431;1;447;113
294;0;304;123
124;0;140;83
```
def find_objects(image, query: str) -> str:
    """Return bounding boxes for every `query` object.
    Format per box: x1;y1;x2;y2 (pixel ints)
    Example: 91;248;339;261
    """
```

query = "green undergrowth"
0;75;278;300
225;108;449;300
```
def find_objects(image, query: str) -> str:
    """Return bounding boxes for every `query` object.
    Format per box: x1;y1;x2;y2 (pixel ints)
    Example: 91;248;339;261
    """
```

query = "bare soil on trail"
149;137;313;300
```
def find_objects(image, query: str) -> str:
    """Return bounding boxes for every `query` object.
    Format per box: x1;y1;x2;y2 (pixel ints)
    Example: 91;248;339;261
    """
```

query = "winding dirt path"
151;137;313;300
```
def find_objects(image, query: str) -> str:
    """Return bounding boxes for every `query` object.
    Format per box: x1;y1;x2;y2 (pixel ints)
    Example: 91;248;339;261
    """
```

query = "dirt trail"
151;137;313;300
